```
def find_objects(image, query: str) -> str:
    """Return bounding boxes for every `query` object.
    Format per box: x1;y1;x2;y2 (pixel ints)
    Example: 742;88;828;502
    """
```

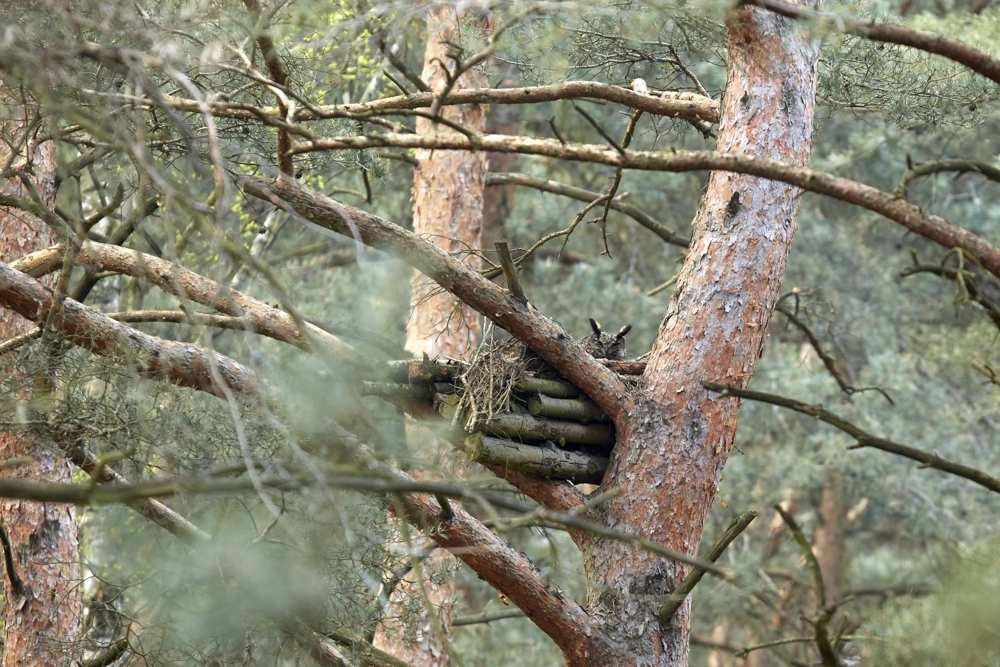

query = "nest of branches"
372;337;647;485
450;337;538;429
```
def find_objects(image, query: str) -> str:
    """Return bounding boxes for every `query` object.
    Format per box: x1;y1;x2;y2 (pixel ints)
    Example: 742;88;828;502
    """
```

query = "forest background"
0;0;999;665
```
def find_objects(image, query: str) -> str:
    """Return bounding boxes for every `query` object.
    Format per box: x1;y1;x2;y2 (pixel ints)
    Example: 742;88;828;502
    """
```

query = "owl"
582;319;632;361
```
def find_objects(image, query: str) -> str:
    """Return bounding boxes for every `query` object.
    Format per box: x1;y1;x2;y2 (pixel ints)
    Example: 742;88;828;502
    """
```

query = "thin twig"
657;510;757;621
775;297;893;404
703;382;1000;494
495;240;526;303
572;103;626;154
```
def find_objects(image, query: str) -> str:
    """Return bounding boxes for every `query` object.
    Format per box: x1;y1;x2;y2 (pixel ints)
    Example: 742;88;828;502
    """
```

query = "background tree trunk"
0;111;82;665
404;8;490;360
586;4;820;664
813;469;847;601
375;8;491;666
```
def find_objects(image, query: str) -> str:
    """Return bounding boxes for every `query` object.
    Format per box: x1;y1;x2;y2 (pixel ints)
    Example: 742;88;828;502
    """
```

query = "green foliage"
864;540;1000;666
1;0;1000;664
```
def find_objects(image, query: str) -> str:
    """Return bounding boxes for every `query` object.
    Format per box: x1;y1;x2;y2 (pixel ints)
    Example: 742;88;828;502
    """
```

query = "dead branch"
486;172;689;247
703;382;1000;494
894;158;1000;199
291;132;1000;281
657;510;757;621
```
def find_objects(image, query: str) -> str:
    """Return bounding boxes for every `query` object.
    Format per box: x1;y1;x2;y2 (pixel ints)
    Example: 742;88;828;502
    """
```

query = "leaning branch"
746;0;1000;86
702;382;1000;494
243;176;632;423
241;0;294;175
657;510;757;621
292;132;1000;281
388;485;612;664
0;260;257;397
69;446;211;545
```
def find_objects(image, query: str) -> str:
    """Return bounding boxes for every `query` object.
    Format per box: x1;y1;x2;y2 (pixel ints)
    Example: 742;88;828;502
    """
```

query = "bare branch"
486;172;689;247
145;81;719;124
0;259;257;397
68;446;211;546
746;0;1000;86
657;510;757;621
22;242;361;363
775;298;893;404
451;610;526;626
901;250;1000;331
702;382;1000;494
292;132;1000;281
774;505;827;606
894;158;1000;199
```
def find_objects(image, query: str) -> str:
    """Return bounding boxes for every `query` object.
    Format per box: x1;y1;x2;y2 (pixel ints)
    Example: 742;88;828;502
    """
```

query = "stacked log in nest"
362;342;646;485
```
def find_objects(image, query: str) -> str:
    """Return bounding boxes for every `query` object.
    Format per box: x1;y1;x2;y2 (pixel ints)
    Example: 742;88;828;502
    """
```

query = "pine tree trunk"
585;4;820;664
375;8;491;666
404;7;489;360
0;115;82;665
813;469;847;601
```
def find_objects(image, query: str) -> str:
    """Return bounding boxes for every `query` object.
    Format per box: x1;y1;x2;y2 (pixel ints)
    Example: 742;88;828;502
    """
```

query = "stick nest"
451;337;536;431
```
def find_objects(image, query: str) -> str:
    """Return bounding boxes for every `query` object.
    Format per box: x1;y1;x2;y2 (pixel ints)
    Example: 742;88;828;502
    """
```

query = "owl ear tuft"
616;324;632;340
589;318;602;336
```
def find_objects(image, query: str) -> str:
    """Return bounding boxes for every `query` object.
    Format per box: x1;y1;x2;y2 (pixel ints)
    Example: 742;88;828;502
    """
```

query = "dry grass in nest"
451;337;535;431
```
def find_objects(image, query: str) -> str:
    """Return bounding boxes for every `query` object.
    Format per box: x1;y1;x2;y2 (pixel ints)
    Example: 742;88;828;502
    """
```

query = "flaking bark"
585;4;821;664
0;124;82;666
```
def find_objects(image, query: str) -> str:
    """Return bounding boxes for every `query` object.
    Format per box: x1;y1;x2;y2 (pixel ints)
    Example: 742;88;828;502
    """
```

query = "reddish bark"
395;487;614;664
0;124;81;665
586;4;820;664
813;470;847;601
404;9;491;361
384;8;493;665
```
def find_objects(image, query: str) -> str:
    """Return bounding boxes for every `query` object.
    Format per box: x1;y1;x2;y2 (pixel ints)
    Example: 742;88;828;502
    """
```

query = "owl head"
585;318;633;361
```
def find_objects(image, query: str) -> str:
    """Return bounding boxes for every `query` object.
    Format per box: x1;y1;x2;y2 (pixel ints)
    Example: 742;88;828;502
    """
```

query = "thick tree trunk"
586;5;819;665
0;121;81;663
376;8;491;666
